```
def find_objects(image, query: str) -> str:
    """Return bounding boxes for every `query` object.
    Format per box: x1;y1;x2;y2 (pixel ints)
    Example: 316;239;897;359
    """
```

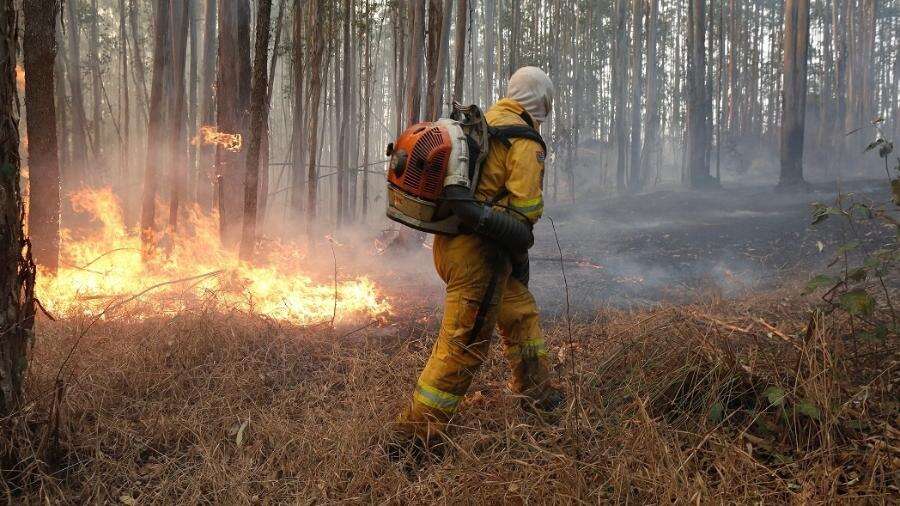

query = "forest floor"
3;179;897;503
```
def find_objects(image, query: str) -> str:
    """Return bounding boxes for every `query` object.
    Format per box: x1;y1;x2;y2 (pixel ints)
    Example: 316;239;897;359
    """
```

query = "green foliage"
807;119;897;329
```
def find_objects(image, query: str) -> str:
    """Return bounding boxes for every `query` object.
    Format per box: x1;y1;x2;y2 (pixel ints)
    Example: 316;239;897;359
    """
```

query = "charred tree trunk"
686;0;712;188
55;19;69;177
239;0;272;260
187;0;199;201
0;1;37;416
778;0;810;187
197;0;217;211
24;0;62;272
216;0;252;246
140;0;171;257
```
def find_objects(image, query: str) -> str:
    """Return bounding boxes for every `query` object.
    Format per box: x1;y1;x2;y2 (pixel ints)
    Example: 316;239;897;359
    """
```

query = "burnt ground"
526;178;892;314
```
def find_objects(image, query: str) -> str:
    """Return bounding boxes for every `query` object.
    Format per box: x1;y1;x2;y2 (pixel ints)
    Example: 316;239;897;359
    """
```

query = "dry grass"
1;292;897;504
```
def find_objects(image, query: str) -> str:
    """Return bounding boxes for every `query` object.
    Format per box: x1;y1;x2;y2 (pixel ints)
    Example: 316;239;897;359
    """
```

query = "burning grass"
2;290;896;503
38;188;389;324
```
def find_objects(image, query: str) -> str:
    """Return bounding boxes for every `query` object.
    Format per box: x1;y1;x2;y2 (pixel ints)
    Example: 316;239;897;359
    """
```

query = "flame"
192;125;242;152
36;188;391;324
15;65;24;92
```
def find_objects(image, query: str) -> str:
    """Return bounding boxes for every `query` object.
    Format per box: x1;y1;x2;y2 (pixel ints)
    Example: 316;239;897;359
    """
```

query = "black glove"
510;251;530;287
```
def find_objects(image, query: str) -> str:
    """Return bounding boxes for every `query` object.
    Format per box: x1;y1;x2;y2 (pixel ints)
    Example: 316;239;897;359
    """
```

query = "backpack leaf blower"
385;103;542;252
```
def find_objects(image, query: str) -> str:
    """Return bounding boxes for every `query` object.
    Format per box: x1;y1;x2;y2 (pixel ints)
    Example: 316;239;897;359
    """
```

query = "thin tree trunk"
452;0;467;104
628;0;643;191
168;0;190;231
140;0;171;257
640;0;659;189
483;0;495;104
55;19;69;178
305;0;325;236
118;0;131;211
187;0;199;202
0;0;37;416
89;0;103;161
290;0;305;219
612;0;627;192
405;0;424;124
65;0;89;180
24;0;61;272
239;0;272;260
197;0;217;211
779;0;810;187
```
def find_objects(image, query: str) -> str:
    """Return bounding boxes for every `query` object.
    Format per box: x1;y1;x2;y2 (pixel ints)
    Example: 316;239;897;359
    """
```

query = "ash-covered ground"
358;178;890;318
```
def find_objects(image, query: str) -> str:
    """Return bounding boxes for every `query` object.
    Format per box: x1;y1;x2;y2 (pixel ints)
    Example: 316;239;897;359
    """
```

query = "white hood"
506;66;554;124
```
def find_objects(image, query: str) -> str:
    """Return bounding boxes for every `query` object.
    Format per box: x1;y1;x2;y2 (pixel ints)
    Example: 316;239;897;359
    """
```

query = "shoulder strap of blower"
487;125;547;153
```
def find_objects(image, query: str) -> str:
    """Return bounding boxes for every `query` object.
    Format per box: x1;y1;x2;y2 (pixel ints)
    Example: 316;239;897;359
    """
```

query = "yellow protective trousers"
396;234;551;440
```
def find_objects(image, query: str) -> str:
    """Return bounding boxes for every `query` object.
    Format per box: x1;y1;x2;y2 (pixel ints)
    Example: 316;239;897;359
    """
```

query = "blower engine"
385;104;489;235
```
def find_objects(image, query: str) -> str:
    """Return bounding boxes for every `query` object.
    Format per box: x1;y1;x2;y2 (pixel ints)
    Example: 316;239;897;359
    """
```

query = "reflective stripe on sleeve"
413;382;462;413
509;196;544;220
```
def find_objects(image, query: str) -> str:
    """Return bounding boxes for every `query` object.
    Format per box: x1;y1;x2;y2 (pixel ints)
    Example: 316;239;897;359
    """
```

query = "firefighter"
391;67;564;455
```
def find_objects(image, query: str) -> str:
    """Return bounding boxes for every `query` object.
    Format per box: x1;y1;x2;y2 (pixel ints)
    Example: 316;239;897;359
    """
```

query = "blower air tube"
444;185;534;252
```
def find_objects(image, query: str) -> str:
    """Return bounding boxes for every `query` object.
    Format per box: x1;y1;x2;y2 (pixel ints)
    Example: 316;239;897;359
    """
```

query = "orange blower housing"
388;123;452;202
385;104;489;235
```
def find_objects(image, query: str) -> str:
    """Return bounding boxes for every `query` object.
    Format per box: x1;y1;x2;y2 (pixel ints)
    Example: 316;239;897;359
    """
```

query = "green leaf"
708;401;725;423
796;400;821;420
763;386;786;407
838;290;875;316
804;274;839;294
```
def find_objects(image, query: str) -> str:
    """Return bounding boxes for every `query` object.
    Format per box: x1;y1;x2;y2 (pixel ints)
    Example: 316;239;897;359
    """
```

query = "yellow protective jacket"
476;98;547;224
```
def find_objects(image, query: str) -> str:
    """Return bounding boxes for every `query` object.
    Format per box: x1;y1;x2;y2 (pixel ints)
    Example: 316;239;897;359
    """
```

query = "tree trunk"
336;0;351;225
686;0;712;188
0;0;37;416
118;0;131;215
405;0;424;125
483;0;495;104
140;0;172;257
65;0;90;181
167;0;190;231
239;0;272;261
55;19;69;178
305;0;325;236
187;0;199;202
640;0;659;189
289;0;305;220
612;0;627;192
778;0;810;187
216;0;252;246
628;0;643;191
89;0;103;161
24;0;62;273
197;0;217;211
452;0;467;104
129;0;150;121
